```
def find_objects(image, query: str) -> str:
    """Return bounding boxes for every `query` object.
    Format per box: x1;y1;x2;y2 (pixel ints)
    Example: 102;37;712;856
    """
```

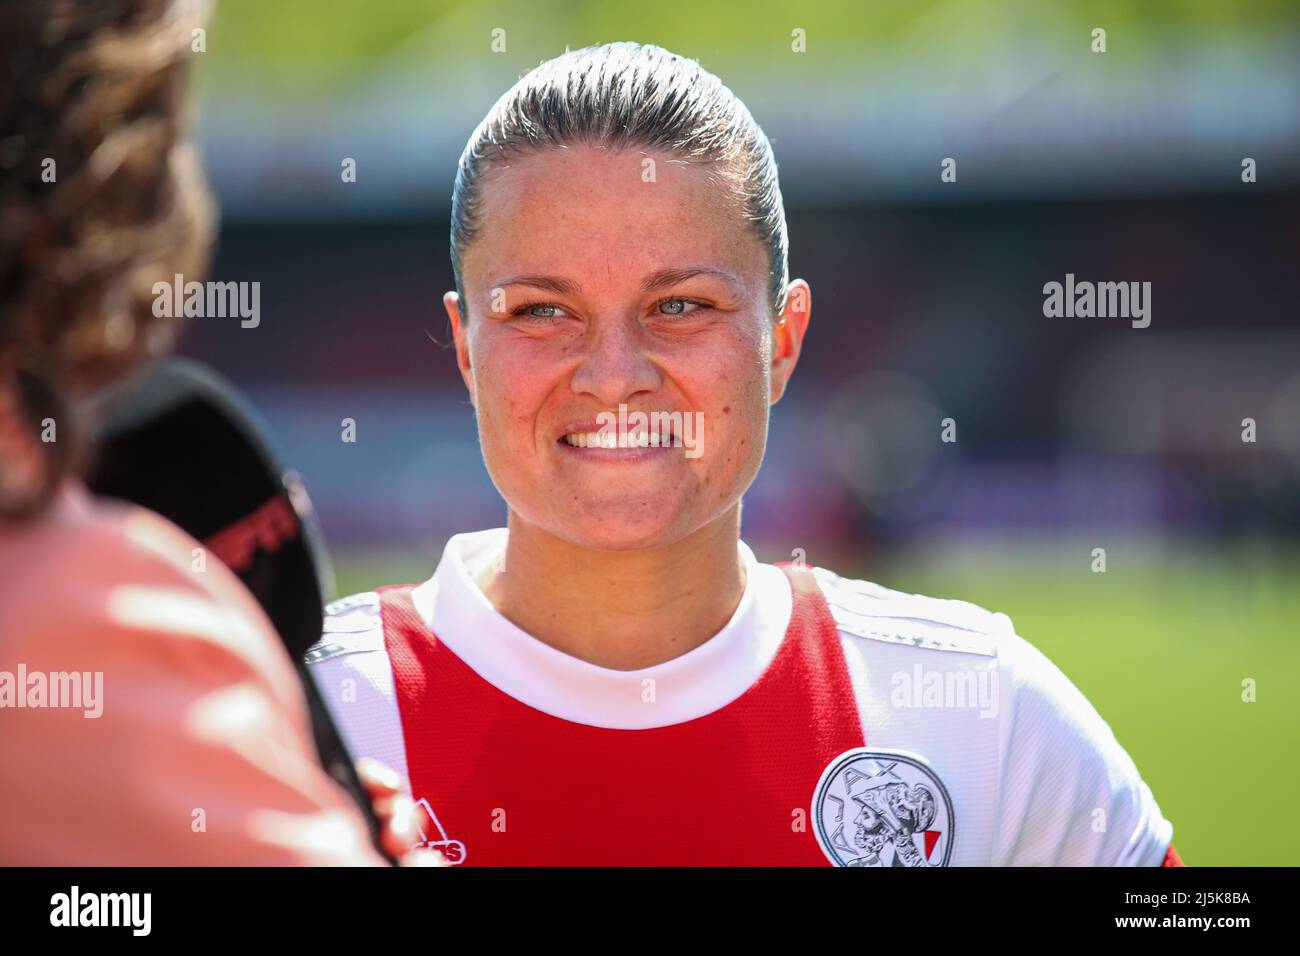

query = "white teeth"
562;431;672;448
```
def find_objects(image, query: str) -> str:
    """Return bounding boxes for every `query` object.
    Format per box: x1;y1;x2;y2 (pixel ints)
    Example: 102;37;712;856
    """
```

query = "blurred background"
180;0;1300;864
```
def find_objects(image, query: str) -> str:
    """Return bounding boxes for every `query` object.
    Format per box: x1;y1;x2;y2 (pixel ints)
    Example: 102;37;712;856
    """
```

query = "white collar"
410;528;793;729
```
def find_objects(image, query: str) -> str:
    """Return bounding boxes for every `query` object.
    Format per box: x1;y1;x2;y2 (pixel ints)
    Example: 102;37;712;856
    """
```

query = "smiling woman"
305;41;1184;869
447;141;802;569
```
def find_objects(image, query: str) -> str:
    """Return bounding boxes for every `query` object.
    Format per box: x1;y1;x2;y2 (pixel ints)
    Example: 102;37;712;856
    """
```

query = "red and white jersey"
306;528;1180;867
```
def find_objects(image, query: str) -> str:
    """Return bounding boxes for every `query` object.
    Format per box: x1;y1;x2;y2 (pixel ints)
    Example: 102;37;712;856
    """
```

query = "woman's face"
446;145;810;552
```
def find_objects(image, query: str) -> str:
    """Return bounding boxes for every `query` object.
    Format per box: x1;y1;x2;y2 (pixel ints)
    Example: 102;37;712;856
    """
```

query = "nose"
568;316;662;407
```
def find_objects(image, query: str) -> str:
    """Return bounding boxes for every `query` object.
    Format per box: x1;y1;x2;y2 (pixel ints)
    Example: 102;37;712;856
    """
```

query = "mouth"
555;417;684;460
560;430;675;449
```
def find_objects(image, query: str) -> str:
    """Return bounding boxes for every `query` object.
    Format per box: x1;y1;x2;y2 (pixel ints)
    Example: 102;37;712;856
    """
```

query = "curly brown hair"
0;0;214;518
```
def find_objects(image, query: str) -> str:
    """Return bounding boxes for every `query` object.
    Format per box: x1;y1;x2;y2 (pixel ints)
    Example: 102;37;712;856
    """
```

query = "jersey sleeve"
305;591;413;794
991;632;1175;866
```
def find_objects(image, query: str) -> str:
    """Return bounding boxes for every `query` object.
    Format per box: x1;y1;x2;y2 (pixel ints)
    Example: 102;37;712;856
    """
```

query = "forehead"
465;145;767;291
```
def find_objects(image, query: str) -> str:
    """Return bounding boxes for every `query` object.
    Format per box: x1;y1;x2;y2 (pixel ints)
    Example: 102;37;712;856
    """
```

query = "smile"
562;430;674;449
554;407;705;460
555;429;679;463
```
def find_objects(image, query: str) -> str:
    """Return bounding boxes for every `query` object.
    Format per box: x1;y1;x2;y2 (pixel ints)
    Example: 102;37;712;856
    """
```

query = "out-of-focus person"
0;0;432;865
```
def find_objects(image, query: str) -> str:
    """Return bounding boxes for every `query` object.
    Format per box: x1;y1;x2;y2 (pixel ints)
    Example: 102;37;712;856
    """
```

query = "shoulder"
4;481;206;599
807;563;1172;866
2;483;291;687
807;561;1122;741
0;488;385;863
305;590;388;664
303;589;413;793
991;631;1174;864
806;560;1104;750
808;563;1016;659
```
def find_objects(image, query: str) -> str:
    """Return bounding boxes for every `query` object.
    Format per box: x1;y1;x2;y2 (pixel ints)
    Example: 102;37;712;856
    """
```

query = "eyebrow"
494;267;741;297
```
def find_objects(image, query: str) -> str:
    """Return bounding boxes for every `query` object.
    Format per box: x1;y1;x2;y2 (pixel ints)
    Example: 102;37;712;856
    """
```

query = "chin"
545;502;693;553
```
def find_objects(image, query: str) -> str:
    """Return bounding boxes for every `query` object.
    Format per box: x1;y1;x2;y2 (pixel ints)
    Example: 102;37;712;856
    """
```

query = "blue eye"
512;303;569;322
656;298;706;317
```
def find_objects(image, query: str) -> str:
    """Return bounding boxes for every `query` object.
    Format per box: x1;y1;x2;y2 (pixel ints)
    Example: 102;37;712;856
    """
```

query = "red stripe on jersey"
380;564;863;865
1161;843;1185;867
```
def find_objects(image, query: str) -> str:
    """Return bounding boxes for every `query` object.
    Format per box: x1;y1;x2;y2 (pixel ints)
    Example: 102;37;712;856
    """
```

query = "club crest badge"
812;747;954;867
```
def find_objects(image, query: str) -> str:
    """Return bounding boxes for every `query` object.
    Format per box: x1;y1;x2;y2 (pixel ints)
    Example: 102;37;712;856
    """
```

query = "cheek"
705;324;771;412
713;394;768;472
687;328;771;472
470;334;576;470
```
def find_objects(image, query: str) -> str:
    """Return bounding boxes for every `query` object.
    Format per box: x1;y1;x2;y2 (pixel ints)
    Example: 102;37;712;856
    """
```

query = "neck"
482;509;747;670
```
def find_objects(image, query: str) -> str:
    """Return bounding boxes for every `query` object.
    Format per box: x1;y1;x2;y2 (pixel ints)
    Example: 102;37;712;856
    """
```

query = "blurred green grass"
333;540;1300;865
203;0;1300;97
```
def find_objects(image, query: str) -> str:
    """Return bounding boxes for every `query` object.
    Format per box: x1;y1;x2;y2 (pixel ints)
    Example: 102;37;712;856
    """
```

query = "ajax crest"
812;748;954;867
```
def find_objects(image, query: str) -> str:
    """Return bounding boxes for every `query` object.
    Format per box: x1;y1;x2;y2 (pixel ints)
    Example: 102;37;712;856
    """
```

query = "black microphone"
82;358;395;864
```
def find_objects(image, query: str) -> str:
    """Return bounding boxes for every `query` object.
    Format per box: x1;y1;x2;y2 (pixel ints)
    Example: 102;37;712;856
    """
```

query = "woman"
308;41;1184;867
0;0;434;865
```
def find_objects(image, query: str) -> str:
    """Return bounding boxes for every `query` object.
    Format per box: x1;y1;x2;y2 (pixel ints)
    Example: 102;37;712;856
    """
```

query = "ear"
769;279;811;405
444;290;476;406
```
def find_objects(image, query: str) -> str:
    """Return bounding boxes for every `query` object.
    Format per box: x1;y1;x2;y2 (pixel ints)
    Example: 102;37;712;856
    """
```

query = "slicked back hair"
450;42;789;320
